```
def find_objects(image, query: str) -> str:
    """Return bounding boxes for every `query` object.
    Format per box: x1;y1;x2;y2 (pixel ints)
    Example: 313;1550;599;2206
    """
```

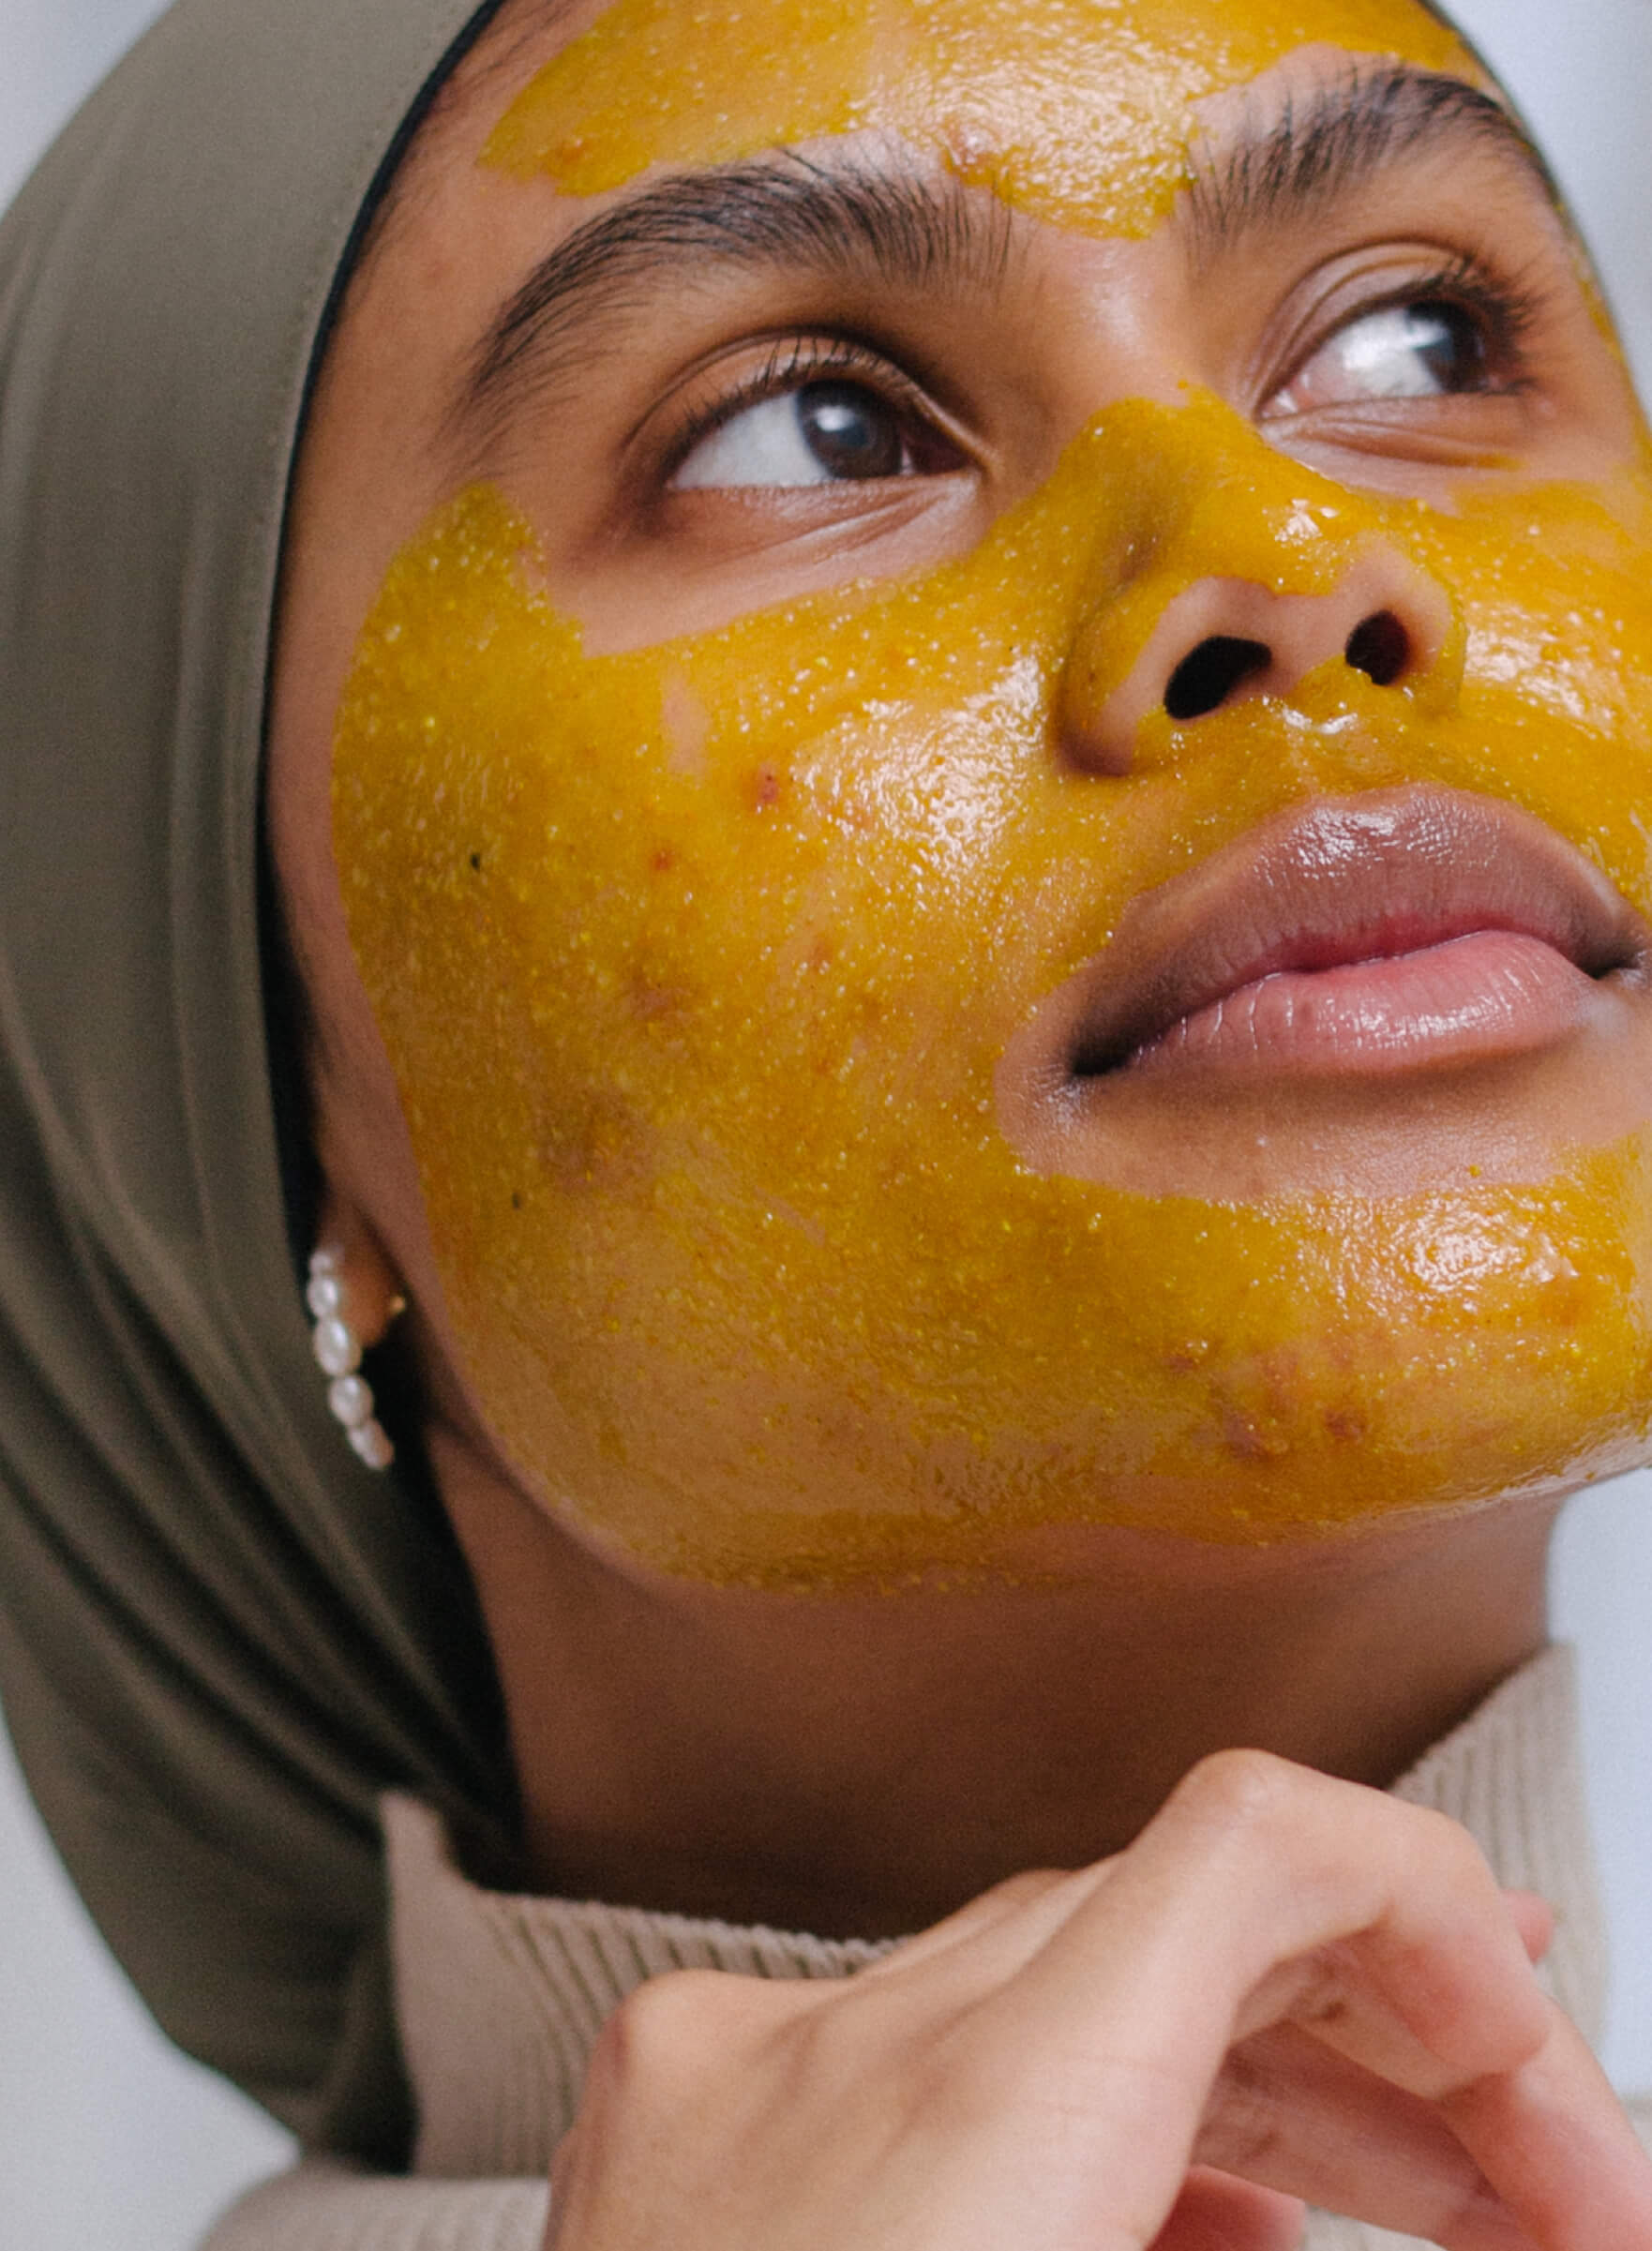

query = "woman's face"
272;0;1652;1587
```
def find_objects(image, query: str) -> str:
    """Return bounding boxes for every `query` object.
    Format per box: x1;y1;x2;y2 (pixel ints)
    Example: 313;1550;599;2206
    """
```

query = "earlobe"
311;1183;409;1345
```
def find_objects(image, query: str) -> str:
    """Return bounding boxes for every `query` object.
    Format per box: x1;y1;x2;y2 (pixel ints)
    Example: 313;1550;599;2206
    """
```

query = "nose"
1060;547;1458;776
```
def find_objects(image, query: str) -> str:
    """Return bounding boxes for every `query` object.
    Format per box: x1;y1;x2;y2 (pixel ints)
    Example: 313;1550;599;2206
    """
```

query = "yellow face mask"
485;0;1467;236
333;0;1652;1587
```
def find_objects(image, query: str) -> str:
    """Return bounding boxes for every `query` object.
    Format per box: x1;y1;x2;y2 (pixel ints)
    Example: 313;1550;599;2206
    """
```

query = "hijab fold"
0;0;513;2157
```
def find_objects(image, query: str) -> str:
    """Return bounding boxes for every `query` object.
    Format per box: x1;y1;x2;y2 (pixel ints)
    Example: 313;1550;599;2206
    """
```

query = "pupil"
1410;302;1484;394
797;382;904;479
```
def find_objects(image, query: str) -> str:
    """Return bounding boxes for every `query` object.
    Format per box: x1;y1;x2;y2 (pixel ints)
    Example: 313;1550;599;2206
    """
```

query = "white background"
2;2;1651;2244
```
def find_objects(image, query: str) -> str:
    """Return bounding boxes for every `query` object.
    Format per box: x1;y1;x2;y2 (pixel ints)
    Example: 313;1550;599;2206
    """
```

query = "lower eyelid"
1257;397;1536;472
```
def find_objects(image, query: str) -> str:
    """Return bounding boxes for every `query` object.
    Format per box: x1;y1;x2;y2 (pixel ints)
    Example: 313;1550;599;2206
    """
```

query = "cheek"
1408;474;1652;906
334;412;1652;1587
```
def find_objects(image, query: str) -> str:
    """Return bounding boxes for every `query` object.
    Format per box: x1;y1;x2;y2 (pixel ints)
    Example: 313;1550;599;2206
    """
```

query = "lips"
1016;788;1647;1095
1111;928;1607;1079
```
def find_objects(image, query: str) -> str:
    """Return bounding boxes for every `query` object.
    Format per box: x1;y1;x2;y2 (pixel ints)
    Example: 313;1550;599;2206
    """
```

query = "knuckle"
1383;1798;1504;1913
980;1868;1071;1912
1418;1805;1495;1887
1173;1746;1303;1837
1291;1959;1355;2031
587;1970;733;2095
1200;2058;1291;2180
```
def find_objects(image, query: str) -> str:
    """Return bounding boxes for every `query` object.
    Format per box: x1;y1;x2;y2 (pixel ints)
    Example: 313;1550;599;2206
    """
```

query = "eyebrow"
1184;62;1559;262
454;153;1014;447
453;63;1558;443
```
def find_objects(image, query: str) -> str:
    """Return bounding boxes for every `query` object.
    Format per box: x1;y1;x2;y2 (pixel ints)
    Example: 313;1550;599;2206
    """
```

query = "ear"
311;1179;409;1348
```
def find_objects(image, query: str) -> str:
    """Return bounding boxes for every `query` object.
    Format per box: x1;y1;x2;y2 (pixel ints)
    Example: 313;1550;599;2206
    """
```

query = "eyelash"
654;248;1553;487
659;333;953;483
1272;250;1550;406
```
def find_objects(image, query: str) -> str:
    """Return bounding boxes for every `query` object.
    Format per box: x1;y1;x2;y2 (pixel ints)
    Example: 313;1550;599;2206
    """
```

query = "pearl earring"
308;1243;396;1471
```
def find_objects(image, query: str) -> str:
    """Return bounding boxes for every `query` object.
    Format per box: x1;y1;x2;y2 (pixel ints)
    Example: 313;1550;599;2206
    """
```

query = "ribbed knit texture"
386;1642;1603;2183
207;2163;549;2249
386;1810;891;2179
1388;1643;1609;2047
205;1645;1647;2250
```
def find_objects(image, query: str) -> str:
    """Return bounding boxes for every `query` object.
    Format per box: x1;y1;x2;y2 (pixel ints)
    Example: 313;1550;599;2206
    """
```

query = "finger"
1249;1933;1652;2246
968;1756;1634;2247
1152;2168;1304;2251
1504;1890;1554;1964
1217;1938;1652;2248
1197;2024;1541;2251
999;1754;1545;2097
1444;2003;1652;2251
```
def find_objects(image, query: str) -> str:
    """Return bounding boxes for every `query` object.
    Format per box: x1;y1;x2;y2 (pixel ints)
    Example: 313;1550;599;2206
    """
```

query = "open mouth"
1009;787;1648;1107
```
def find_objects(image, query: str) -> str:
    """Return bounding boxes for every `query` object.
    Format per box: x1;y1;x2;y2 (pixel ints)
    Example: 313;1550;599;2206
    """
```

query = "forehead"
484;0;1477;236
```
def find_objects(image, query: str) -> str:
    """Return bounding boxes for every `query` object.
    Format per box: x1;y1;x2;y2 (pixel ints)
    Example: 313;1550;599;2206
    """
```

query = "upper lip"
1044;787;1646;1080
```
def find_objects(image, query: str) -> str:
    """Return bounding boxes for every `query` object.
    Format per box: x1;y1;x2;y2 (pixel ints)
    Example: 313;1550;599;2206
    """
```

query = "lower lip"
1116;930;1604;1080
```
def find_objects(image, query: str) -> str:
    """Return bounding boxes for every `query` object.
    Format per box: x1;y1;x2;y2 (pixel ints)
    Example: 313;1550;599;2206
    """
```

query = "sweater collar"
384;1643;1603;2181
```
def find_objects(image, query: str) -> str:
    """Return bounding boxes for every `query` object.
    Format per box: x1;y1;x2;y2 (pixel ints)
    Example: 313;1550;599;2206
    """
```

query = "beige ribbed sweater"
207;1646;1647;2251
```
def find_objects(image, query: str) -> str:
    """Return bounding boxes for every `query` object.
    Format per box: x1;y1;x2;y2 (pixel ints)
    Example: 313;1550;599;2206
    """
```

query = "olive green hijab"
0;0;1527;2176
0;0;517;2162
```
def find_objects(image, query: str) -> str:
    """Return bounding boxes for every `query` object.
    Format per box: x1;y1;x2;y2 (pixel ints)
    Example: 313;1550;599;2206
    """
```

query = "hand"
545;1752;1652;2250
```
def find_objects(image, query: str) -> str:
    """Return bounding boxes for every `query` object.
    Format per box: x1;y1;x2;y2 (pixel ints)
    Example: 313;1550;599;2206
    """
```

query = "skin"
269;0;1652;2236
548;1777;1652;2250
318;4;1652;1587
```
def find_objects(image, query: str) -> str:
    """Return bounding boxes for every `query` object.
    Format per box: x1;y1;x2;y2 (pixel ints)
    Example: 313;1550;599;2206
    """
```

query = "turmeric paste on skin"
333;0;1652;1583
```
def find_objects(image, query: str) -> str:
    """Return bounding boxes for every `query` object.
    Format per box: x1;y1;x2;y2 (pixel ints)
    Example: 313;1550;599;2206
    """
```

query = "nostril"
1164;636;1272;723
1344;610;1411;688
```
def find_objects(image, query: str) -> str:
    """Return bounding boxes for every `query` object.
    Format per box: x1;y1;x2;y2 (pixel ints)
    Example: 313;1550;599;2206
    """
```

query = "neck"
438;1442;1558;1939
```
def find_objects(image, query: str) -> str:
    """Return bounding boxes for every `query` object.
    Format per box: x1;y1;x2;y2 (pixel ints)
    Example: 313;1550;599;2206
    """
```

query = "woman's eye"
673;379;936;489
1274;299;1492;414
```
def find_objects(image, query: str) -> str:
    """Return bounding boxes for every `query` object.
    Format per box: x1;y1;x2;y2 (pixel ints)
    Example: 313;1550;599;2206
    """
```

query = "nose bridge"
1054;398;1463;777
